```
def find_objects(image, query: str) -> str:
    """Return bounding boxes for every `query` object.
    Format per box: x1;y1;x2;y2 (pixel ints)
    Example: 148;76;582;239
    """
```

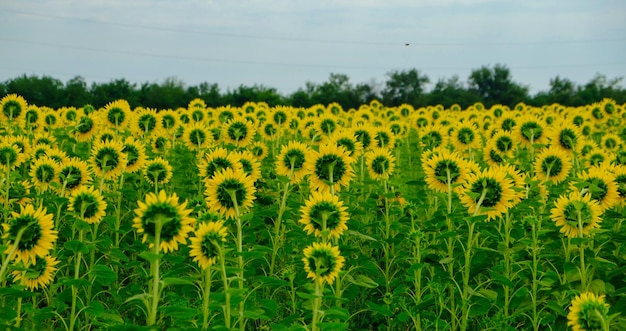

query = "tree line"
1;64;624;110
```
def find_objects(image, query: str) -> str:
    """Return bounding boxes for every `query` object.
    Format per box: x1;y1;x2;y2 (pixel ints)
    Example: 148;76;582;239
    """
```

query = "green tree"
90;79;138;108
63;76;92;107
5;74;64;108
428;75;476;108
467;64;529;107
381;69;430;106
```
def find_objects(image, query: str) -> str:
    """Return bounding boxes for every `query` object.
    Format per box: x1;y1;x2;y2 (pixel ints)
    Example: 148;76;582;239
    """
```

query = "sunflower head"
204;167;256;219
299;190;349;240
550;192;603;238
11;254;60;291
89;139;127;180
143;157;173;186
458;167;515;220
133;190;195;253
275;141;311;183
365;148;396;180
5;204;58;265
1;94;28;122
567;292;611;331
302;242;345;285
189;221;228;269
68;186;107;225
305;143;355;194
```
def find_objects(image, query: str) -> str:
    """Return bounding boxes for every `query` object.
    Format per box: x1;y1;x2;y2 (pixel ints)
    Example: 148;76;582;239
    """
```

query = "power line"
3;37;624;73
2;37;624;74
2;7;625;47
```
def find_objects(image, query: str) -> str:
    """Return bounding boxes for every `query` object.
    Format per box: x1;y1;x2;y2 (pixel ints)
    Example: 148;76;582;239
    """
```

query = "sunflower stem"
202;265;213;330
269;162;294;278
460;219;476;331
445;168;457;331
69;229;85;331
114;173;125;248
218;245;231;329
227;190;246;331
0;225;27;285
312;279;323;331
577;209;588;291
147;218;162;326
15;297;22;328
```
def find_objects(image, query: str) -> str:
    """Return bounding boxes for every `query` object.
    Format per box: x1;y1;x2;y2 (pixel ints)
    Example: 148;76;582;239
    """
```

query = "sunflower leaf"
139;251;163;263
64;239;89;254
162;277;194;288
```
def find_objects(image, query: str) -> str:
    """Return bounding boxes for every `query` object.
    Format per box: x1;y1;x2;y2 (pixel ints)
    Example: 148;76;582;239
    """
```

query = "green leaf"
296;291;318;300
346;274;379;288
90;264;116;285
162;277;195;287
318;322;349;331
139;251;163;263
489;270;513;288
243;310;270;320
347;230;377;242
64;240;89;254
85;301;104;317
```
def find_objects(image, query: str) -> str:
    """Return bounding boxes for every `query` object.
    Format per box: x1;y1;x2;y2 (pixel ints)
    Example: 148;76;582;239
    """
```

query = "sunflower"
423;149;470;193
458;166;516;220
232;150;262;183
29;156;59;192
608;165;626;205
189;221;228;269
32;131;56;148
495;112;518;132
304;143;355;194
204;167;256;219
43;147;69;165
0;94;27;123
551;192;603;238
59;106;79;126
3;180;32;207
275;141;311;183
22;106;42;131
270;106;292;127
133;190;195;253
570;166;619;212
548;122;582;154
3;134;31;157
302;242;345;285
67;186;107;224
567;292;611;331
248;141;269;161
352;124;375;151
143;157;173;187
332;128;364;155
372;126;397;149
489;131;516;156
57;157;92;196
121;137;147;174
89;139;127;180
41;108;60;131
600;133;622;152
73;114;99;142
260;122;278;141
315;114;339;137
158;110;179;134
482;141;507;167
418;124;448;151
584;147;612;168
299;190;349;240
151;133;171;154
198;147;241;181
222;116;256;147
450;122;481;153
217;106;235;124
183;121;213;151
365;148;396;180
131;107;161;137
95;129;117;144
533;146;573;184
0;140;26;170
515;114;547;147
4;204;58;264
11;254;60;290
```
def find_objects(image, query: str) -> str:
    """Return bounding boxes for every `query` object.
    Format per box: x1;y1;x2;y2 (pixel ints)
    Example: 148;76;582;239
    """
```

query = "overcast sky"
1;0;625;96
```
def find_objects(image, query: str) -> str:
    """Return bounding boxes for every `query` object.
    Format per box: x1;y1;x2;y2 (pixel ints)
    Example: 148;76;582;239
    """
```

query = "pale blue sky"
1;0;624;95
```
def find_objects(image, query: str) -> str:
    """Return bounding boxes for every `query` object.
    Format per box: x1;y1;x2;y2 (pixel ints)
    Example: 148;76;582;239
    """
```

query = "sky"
1;0;625;96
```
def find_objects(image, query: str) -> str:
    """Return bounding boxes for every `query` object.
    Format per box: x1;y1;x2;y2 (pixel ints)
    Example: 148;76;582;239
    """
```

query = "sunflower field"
0;94;625;331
